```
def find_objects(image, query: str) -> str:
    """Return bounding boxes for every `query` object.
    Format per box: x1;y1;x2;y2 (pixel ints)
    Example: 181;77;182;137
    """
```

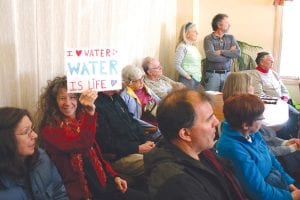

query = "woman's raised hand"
79;90;98;115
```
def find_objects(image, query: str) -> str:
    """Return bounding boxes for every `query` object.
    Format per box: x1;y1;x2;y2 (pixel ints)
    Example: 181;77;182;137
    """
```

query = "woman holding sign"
36;76;146;200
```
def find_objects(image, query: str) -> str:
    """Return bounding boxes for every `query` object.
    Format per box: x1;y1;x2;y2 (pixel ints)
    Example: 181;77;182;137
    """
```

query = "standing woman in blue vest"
174;22;202;89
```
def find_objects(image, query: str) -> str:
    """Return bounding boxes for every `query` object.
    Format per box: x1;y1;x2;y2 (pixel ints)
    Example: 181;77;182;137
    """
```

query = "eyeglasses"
150;65;162;71
254;116;265;121
16;126;35;137
130;76;145;84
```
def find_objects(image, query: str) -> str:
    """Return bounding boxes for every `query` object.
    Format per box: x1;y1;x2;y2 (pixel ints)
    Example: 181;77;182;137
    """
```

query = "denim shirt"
0;148;68;200
204;33;240;71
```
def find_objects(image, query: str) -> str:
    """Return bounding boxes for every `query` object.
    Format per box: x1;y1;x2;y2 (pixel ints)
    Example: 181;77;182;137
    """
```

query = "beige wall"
172;0;275;71
173;0;299;100
198;0;275;57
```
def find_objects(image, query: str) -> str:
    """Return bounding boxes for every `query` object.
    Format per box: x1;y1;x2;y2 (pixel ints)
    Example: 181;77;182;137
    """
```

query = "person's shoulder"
217;131;242;152
143;76;152;82
176;42;187;50
153;172;210;200
204;33;218;43
160;75;173;82
270;69;280;77
204;33;213;39
95;94;108;106
224;33;236;39
120;88;130;97
37;147;46;155
252;131;264;140
36;148;52;164
31;148;55;177
145;145;184;170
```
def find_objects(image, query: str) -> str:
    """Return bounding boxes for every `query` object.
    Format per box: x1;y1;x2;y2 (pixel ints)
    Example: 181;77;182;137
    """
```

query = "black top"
95;93;146;159
144;142;247;200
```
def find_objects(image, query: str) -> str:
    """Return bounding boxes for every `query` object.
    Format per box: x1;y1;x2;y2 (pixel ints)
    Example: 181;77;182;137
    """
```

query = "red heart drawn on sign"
76;50;82;56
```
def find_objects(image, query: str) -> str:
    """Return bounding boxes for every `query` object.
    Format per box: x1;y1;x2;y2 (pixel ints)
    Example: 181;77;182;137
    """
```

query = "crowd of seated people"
2;13;300;200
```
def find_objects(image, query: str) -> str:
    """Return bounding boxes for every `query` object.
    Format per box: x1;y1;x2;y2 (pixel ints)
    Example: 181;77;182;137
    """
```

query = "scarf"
60;115;108;199
202;150;248;200
256;66;269;73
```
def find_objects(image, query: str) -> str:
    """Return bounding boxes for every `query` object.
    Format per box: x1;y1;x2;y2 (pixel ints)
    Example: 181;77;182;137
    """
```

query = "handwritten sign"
65;48;122;93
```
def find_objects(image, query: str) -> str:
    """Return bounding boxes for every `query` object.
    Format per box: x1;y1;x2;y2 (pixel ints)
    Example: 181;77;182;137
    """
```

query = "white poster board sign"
65;48;122;93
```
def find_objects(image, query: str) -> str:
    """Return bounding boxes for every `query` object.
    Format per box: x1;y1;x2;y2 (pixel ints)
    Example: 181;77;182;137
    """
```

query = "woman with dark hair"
0;107;67;199
216;94;300;200
36;76;145;200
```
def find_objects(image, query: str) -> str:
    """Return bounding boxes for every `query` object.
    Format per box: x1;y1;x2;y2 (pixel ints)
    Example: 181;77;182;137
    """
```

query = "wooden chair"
207;91;224;138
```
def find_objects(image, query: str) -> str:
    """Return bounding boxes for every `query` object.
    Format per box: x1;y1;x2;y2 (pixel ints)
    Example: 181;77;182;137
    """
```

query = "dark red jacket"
41;112;117;200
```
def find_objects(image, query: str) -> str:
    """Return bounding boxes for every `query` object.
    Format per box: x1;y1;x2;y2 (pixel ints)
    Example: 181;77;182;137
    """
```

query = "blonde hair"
175;22;196;48
222;72;252;101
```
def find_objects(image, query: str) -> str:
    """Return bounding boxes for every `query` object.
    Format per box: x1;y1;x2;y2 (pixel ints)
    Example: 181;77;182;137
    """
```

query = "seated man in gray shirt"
142;56;185;99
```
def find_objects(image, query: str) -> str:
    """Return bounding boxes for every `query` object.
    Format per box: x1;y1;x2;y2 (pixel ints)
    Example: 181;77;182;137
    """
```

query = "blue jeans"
204;72;229;92
265;167;289;190
277;151;300;187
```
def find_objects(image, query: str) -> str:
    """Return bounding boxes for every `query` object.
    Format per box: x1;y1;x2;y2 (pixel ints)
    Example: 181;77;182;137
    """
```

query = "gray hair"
122;65;145;84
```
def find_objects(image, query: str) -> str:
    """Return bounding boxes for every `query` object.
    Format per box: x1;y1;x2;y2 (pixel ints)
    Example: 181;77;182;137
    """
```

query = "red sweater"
41;112;117;200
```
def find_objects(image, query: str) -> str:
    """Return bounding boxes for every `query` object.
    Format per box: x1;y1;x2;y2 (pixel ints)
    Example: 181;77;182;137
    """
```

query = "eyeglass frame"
254;116;265;121
129;76;145;84
15;126;35;137
149;65;162;71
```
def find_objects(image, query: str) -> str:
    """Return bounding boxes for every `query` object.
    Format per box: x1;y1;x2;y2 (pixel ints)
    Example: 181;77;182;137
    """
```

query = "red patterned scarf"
202;150;248;200
60;116;108;199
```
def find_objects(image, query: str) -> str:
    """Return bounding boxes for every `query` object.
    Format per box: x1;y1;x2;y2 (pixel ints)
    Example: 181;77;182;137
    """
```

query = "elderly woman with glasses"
174;22;202;89
216;94;300;200
0;107;68;199
121;64;161;127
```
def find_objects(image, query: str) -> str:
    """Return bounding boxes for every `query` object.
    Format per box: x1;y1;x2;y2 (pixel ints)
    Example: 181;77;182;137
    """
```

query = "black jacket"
95;93;146;158
144;143;247;200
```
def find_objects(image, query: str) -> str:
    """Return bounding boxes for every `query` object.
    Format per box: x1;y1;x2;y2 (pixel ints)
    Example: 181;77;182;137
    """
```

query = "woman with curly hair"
0;107;67;199
36;76;145;200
